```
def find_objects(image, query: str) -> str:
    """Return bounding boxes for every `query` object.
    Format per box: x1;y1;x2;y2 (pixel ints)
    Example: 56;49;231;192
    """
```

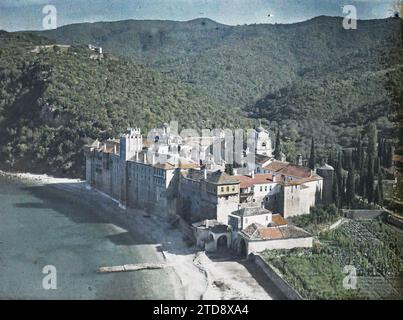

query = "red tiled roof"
263;161;289;172
242;223;311;241
281;164;312;178
263;161;312;179
255;154;272;164
236;174;274;188
258;227;284;240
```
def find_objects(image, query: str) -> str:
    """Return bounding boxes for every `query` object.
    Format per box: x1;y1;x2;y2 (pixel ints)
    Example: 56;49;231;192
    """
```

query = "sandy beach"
0;170;281;300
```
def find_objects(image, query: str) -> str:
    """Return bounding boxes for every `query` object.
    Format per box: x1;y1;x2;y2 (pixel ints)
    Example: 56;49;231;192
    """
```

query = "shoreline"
0;170;83;185
0;170;278;300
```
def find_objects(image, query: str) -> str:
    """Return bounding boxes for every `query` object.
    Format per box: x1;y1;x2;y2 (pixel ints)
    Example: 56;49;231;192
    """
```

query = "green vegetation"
327;122;394;210
0;32;250;177
262;217;403;299
289;205;340;235
262;248;364;300
0;16;401;178
36;17;401;160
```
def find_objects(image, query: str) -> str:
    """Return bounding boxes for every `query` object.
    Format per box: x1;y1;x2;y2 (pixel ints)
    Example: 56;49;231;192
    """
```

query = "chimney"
152;154;156;165
204;168;207;180
136;152;139;161
144;153;147;164
251;171;255;179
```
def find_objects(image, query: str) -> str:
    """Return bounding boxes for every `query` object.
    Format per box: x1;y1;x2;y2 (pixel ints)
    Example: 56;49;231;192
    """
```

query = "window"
226;186;229;192
221;187;224;192
265;186;267;192
260;186;263;192
266;216;269;221
232;186;235;191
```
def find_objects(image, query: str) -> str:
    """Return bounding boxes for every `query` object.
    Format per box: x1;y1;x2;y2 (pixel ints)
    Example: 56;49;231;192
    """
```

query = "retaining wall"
251;253;303;300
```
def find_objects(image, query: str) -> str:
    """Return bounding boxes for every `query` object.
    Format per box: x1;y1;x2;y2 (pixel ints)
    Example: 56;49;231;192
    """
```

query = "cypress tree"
366;155;375;204
274;129;282;160
309;137;315;170
333;175;340;208
386;143;393;168
346;169;355;208
336;151;343;180
374;157;380;176
225;163;234;175
328;150;334;167
344;149;353;171
356;135;363;170
366;123;378;159
378;137;383;159
358;152;366;197
341;175;347;208
376;172;384;206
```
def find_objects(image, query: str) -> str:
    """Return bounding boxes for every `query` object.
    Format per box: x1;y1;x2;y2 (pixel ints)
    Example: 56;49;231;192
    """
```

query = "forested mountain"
38;17;401;109
1;16;401;176
37;16;402;159
0;32;249;177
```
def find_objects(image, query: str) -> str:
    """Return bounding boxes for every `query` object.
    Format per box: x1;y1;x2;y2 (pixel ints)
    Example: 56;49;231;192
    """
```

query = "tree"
358;151;367;197
333;176;341;208
344;149;353;171
346;169;355;208
366;123;378;159
225;163;234;175
309;137;315;170
366;155;375;204
274;129;282;160
355;135;363;170
375;172;384;206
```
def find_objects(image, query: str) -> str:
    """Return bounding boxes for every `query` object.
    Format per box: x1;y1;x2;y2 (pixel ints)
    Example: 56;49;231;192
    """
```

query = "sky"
0;0;398;31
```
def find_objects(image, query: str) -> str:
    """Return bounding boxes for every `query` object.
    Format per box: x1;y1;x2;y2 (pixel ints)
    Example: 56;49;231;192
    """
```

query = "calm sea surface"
0;176;177;299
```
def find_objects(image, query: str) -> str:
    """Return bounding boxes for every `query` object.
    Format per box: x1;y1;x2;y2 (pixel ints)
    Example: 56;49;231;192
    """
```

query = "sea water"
0;175;179;299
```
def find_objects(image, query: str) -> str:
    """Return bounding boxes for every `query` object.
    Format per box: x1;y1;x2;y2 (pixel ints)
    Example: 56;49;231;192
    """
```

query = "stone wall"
247;237;313;255
387;214;403;229
282;180;322;218
343;209;384;220
252;254;303;300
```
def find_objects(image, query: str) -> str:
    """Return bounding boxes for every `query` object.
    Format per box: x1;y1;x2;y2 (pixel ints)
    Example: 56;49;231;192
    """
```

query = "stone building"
316;164;334;205
84;124;333;252
179;168;240;224
228;206;312;256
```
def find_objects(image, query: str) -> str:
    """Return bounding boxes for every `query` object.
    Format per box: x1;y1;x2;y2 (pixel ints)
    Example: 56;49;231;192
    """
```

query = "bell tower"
255;121;273;157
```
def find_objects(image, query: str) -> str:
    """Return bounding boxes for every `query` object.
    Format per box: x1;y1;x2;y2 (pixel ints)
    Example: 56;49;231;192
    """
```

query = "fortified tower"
119;128;143;161
316;164;334;205
119;128;143;207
